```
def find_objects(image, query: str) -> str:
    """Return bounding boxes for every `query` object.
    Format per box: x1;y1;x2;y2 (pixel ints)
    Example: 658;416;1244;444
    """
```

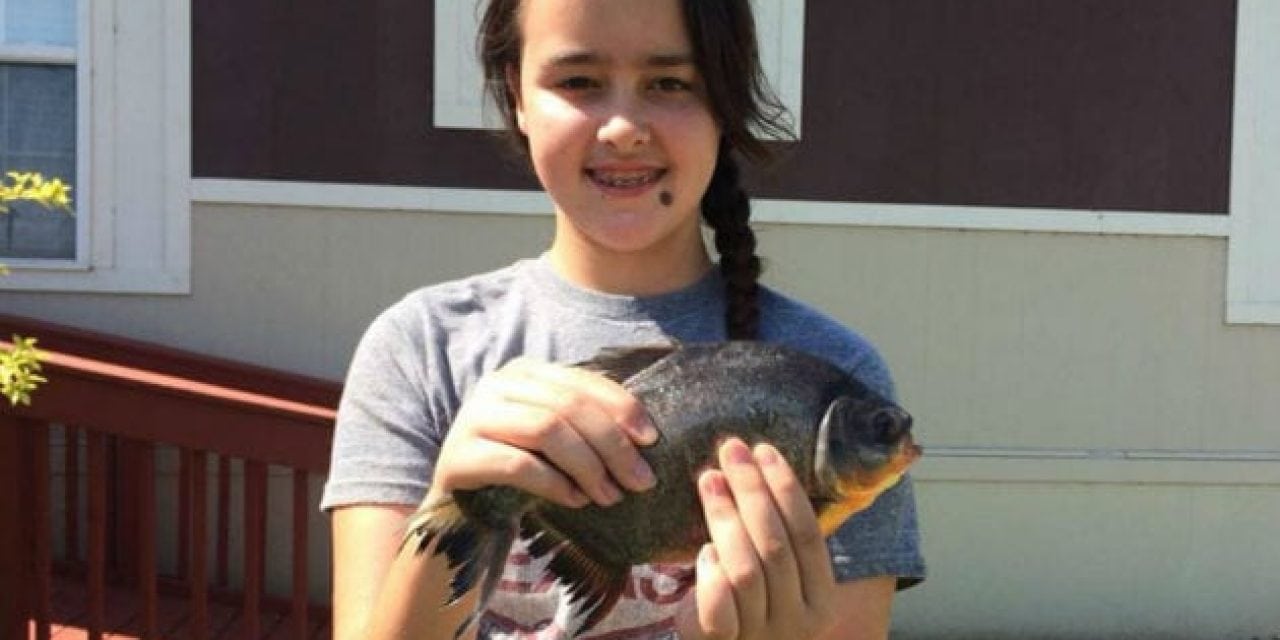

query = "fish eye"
870;409;901;443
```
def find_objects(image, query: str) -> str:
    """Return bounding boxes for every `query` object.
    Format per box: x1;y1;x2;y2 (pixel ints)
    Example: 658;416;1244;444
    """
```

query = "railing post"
292;469;310;639
0;414;28;639
29;419;53;640
87;431;108;640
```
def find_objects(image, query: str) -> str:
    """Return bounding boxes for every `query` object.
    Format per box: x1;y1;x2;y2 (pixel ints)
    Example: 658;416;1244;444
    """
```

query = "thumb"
673;544;737;639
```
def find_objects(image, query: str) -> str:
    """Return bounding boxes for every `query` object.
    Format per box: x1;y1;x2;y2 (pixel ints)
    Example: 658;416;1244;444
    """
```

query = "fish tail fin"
402;493;517;639
523;516;630;636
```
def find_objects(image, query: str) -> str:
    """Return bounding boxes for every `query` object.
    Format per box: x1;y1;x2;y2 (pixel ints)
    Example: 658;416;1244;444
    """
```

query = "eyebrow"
545;51;695;68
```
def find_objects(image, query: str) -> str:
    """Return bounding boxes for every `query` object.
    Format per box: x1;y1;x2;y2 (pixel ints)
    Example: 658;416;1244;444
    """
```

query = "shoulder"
347;260;535;395
757;286;898;401
364;260;532;348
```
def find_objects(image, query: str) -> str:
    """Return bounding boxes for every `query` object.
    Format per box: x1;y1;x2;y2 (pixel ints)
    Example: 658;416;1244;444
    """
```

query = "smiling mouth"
585;168;667;190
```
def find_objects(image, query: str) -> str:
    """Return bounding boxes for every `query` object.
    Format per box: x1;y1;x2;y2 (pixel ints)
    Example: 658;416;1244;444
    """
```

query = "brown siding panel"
194;0;1235;213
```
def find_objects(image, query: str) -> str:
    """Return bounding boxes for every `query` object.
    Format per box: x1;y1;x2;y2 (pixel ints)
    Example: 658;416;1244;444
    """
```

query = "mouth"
585;168;667;195
850;435;922;489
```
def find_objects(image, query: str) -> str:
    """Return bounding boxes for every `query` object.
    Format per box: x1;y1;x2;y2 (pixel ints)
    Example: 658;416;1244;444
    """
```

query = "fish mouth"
848;435;922;492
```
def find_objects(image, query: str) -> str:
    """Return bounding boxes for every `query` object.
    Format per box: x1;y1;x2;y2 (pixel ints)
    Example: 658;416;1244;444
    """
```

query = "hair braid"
703;141;762;340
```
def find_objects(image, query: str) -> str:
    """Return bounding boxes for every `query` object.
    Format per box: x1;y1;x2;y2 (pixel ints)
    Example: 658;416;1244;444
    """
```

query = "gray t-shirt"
322;255;925;639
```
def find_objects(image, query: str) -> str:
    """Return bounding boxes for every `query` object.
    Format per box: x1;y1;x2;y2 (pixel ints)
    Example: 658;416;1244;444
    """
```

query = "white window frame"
192;1;1279;325
431;0;807;138
0;3;87;270
1;0;191;294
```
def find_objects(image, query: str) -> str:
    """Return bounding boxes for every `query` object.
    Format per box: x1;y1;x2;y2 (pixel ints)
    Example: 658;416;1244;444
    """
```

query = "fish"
402;341;922;637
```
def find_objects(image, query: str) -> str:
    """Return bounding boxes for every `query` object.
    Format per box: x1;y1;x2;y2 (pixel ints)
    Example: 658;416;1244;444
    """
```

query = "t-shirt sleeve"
320;303;444;511
827;342;927;589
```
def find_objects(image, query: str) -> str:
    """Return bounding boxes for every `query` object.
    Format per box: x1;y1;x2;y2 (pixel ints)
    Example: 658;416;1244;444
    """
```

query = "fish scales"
531;343;854;565
405;341;920;638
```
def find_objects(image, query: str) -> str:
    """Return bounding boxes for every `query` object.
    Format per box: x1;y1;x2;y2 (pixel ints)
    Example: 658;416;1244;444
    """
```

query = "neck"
547;233;712;297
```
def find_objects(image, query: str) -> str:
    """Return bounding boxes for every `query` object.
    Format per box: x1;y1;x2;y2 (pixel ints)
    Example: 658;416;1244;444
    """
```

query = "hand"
676;439;839;640
427;357;659;508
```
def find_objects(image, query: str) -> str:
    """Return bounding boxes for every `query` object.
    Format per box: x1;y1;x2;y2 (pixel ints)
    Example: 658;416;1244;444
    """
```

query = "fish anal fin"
550;537;630;635
521;514;630;636
575;343;679;384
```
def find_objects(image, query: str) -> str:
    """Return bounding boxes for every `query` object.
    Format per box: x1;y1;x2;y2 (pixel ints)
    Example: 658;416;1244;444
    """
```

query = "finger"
442;438;590;508
470;387;623;506
753;442;835;605
499;364;657;493
510;358;659;446
680;543;738;639
698;467;766;631
719;438;802;621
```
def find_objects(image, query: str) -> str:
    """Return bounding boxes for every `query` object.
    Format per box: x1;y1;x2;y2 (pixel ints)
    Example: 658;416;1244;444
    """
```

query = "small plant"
1;171;73;405
1;171;74;275
0;335;44;406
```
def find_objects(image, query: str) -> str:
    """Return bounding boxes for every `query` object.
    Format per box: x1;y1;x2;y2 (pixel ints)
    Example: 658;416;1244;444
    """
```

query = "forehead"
518;0;693;64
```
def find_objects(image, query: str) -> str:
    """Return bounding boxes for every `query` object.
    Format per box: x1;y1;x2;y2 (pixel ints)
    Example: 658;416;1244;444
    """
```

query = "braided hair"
701;141;762;339
479;0;792;339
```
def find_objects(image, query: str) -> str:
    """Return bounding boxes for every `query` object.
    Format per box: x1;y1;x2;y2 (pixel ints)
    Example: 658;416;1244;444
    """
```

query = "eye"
557;76;599;91
651;77;693;93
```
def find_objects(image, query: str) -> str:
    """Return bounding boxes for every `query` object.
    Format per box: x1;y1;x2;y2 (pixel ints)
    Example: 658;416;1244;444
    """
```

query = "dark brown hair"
478;0;791;339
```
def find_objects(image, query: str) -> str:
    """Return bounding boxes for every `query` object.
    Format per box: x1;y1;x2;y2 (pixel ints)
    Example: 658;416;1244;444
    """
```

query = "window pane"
1;63;76;261
1;0;76;48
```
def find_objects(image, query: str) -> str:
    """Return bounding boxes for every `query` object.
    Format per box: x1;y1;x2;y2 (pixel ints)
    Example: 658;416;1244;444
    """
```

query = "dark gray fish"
404;341;921;637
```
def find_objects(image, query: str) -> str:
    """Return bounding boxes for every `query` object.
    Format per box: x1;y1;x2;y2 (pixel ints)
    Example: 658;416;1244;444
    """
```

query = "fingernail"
601;481;623;505
754;443;780;466
635;417;660;445
724;438;753;464
634;459;656;488
702;471;729;497
570;488;591;507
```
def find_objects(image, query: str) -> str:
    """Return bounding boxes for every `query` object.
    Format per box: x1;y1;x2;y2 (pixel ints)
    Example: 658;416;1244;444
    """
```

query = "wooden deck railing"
0;314;341;639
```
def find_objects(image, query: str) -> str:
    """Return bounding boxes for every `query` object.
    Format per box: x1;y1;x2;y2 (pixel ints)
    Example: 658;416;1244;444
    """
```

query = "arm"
821;577;896;640
332;503;471;640
330;358;658;640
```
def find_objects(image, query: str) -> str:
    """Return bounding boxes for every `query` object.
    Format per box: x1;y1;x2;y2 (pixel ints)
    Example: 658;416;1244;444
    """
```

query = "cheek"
669;112;720;189
524;95;592;152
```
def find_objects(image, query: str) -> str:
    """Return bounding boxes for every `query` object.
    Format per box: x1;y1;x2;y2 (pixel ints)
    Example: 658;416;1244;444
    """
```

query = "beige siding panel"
758;225;1280;453
895;481;1280;638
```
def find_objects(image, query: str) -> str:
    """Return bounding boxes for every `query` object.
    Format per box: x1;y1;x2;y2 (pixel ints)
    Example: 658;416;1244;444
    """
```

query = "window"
0;0;79;262
0;0;191;294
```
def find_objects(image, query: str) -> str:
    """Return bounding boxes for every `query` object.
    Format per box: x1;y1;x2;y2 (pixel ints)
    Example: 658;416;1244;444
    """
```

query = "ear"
505;64;528;134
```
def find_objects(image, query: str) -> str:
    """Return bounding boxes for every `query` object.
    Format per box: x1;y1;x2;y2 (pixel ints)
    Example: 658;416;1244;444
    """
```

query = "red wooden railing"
0;314;340;639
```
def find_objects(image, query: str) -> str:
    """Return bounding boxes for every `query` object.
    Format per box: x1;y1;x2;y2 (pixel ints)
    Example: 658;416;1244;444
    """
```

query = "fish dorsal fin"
574;342;679;385
521;513;631;636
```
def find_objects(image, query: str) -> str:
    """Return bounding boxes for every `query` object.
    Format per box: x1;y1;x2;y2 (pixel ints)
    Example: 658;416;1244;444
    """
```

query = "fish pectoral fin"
523;516;630;636
575;343;679;384
402;493;516;639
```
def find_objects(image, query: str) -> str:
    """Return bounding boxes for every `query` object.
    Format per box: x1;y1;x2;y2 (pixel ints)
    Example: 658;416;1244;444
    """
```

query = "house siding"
4;205;1280;635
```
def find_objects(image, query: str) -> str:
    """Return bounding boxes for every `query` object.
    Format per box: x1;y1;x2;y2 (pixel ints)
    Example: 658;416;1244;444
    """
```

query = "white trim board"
1227;0;1280;325
193;178;1230;239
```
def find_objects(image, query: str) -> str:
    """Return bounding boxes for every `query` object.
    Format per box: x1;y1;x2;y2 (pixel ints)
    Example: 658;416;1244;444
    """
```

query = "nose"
596;95;651;150
869;407;912;443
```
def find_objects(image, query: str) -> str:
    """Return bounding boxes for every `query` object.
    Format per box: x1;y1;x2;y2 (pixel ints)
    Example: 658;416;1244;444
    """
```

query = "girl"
322;0;924;638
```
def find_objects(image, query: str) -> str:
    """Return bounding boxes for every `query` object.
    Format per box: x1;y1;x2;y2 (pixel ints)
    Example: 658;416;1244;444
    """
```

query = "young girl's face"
514;0;720;266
